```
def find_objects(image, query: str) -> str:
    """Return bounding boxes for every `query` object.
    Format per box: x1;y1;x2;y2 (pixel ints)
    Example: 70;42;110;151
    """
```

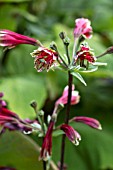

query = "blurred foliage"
0;0;113;170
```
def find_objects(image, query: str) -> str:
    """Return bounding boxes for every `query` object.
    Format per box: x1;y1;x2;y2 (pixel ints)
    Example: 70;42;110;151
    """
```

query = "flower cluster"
0;17;112;170
0;93;40;135
40;85;101;161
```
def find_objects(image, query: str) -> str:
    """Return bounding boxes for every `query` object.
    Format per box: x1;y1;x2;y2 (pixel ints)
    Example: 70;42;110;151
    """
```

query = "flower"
55;84;80;107
31;47;58;72
0;107;33;134
74;18;92;39
60;124;81;145
73;116;102;130
76;44;96;66
0;92;41;134
0;29;40;48
40;120;54;161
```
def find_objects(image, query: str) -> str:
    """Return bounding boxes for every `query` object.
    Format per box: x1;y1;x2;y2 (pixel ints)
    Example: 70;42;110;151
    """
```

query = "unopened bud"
30;100;37;109
106;46;113;54
59;32;66;40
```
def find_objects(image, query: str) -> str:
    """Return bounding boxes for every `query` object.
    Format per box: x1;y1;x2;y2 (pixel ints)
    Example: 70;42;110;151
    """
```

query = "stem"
60;71;73;170
96;51;107;58
65;45;70;65
72;38;78;64
43;160;47;170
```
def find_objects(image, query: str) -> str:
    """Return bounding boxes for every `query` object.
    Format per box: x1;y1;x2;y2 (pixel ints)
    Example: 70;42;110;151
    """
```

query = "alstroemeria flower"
60;124;81;145
0;29;40;48
55;84;80;107
40;120;54;161
0;107;33;134
76;44;96;66
31;47;58;72
74;18;92;39
73;116;102;130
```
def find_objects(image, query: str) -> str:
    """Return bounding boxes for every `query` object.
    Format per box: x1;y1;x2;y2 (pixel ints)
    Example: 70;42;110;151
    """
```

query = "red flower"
76;44;96;64
73;116;102;130
60;124;81;145
74;18;92;39
31;47;58;72
55;84;80;107
40;120;54;160
0;29;39;48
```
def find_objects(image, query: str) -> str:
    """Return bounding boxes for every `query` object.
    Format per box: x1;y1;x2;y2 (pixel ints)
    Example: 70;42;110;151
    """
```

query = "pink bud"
60;124;81;145
0;29;39;48
74;18;92;39
40;121;54;161
73;116;102;130
55;84;80;107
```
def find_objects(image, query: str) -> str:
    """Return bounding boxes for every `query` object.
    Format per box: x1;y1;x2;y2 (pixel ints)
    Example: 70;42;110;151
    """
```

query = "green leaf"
92;62;107;66
71;72;87;86
52;130;64;137
0;75;47;119
79;65;98;73
0;131;42;170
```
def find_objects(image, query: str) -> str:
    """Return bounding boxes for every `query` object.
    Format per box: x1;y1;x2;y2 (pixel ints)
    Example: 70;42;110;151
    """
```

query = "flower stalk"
60;71;73;170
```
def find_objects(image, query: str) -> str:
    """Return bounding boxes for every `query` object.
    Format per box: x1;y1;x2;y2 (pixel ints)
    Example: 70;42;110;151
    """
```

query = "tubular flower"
0;107;33;134
0;29;40;48
31;47;58;72
76;44;96;66
55;84;80;107
74;18;92;39
0;93;40;134
73;116;102;130
40;120;54;161
60;124;81;146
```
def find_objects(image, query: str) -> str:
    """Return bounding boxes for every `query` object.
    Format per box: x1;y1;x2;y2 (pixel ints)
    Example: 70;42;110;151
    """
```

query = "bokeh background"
0;0;113;170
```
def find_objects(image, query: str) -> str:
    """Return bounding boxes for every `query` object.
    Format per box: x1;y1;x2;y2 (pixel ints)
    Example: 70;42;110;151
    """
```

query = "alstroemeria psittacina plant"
0;17;112;170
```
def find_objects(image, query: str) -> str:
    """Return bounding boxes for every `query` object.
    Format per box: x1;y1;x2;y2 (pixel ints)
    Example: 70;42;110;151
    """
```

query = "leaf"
71;72;87;86
52;130;64;137
78;65;98;73
92;62;107;66
0;75;47;119
0;131;42;170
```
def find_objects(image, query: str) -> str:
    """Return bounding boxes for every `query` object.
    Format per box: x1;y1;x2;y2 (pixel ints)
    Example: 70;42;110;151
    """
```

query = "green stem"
60;71;73;170
65;45;70;65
